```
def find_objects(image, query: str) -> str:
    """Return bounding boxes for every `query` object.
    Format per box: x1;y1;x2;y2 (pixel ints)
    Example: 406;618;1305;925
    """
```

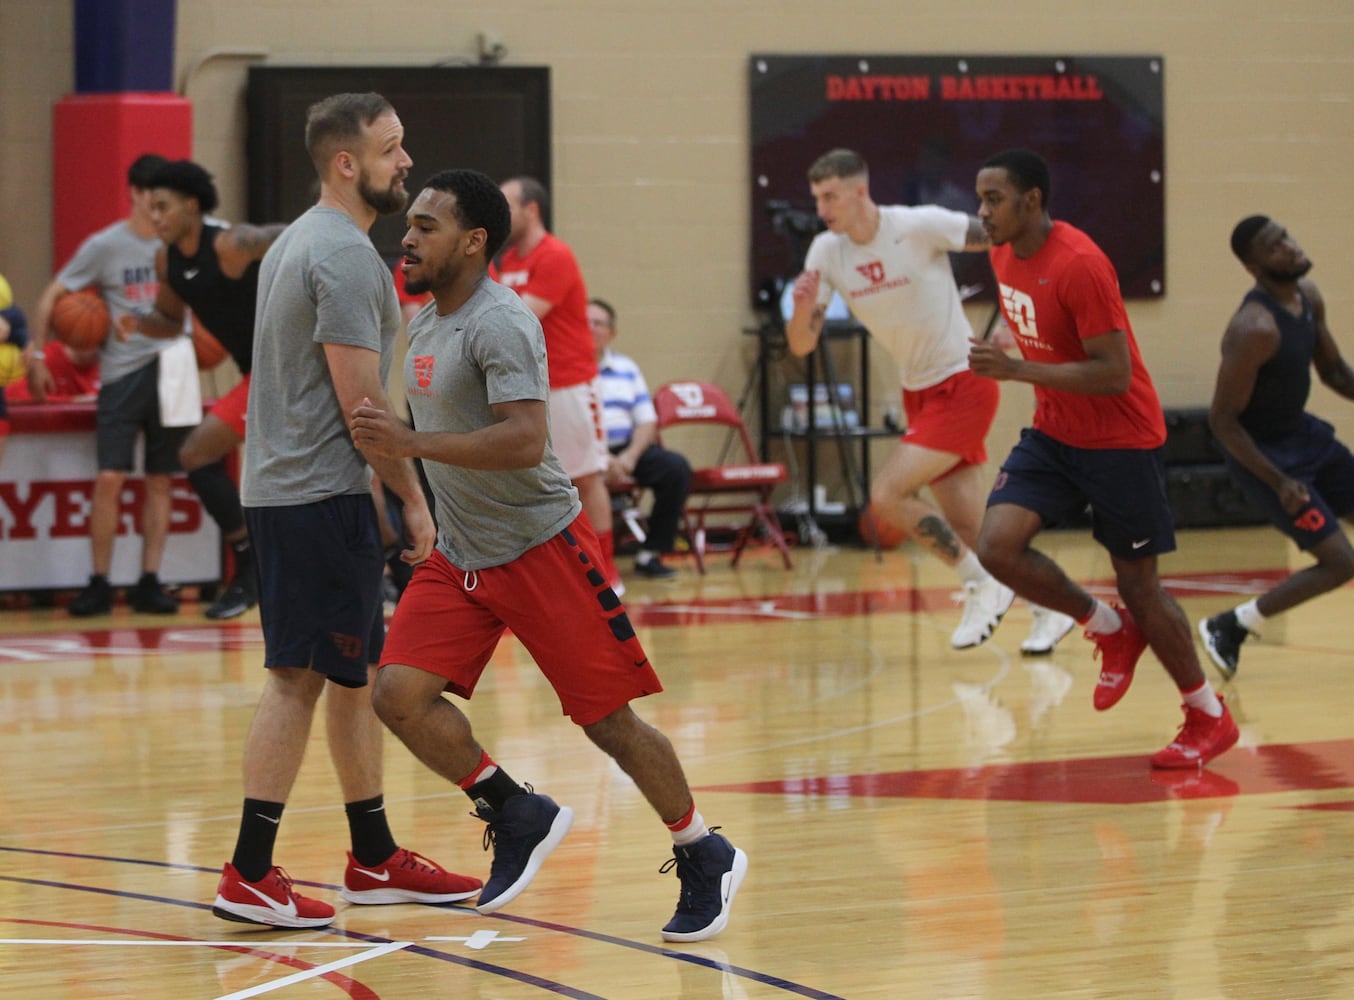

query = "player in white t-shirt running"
786;148;1073;652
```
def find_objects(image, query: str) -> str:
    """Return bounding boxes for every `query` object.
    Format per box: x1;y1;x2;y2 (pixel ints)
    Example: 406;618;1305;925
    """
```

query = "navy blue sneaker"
634;557;678;580
205;573;257;620
474;790;573;913
1198;611;1248;680
660;829;748;942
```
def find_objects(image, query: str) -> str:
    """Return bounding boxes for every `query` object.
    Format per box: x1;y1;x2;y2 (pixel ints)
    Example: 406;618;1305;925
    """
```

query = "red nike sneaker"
213;863;335;928
341;847;482;905
1090;605;1148;711
1150;698;1240;770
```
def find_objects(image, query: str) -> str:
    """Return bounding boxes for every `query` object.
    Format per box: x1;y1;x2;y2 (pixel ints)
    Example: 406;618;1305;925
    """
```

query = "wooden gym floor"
0;524;1350;998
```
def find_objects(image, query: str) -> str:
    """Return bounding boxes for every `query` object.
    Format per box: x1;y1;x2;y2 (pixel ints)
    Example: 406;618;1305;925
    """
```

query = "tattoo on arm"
915;515;962;561
810;305;826;335
230;224;287;258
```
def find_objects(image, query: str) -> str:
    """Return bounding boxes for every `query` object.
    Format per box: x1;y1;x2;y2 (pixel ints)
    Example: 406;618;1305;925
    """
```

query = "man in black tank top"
119;160;286;619
1200;216;1354;677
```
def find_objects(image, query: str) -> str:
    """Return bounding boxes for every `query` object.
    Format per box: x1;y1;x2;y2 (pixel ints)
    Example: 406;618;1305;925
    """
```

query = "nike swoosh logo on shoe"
352;867;392;882
239;883;298;919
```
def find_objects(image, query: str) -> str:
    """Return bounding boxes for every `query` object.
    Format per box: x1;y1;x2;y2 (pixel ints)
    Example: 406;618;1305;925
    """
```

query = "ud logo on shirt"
411;355;435;394
854;261;886;285
999;283;1038;339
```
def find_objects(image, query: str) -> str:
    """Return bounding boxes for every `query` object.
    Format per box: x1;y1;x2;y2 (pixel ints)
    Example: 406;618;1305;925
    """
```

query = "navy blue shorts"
95;358;189;474
245;493;386;688
1223;414;1354;550
989;428;1176;559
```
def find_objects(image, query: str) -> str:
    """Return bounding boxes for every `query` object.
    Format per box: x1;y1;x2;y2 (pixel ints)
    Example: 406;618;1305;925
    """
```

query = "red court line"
697;739;1354;805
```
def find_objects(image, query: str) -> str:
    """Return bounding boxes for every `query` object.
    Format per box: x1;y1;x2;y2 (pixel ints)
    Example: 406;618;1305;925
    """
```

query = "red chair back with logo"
653;381;792;570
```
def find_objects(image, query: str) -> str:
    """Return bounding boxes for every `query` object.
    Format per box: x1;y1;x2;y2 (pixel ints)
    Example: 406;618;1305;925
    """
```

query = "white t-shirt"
804;204;974;391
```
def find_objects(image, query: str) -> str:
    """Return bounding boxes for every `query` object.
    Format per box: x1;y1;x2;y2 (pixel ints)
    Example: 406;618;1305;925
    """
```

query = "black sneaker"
1198;610;1248;680
474;790;573;914
131;573;179;615
634;557;678;580
205;574;257;620
660;828;748;942
69;574;112;617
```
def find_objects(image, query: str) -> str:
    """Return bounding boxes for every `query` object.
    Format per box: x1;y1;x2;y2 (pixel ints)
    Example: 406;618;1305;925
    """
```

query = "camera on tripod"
765;199;823;240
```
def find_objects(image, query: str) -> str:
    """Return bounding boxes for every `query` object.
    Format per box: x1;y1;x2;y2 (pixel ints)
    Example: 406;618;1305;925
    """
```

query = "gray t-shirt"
405;275;581;569
56;220;166;384
242;206;401;507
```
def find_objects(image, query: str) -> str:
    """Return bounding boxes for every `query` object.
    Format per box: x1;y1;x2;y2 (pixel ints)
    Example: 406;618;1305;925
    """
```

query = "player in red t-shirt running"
493;177;619;590
967;149;1236;770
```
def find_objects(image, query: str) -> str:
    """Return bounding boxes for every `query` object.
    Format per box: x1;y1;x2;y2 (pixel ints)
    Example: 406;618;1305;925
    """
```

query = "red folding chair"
652;381;792;571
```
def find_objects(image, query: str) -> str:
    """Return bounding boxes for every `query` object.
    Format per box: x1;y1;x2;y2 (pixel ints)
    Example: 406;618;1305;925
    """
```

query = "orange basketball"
191;315;230;369
858;505;907;549
50;289;110;350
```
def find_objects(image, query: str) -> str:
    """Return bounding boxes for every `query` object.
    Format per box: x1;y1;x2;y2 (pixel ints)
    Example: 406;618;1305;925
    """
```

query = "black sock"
345;795;398;867
231;798;285;882
464;768;526;814
231;536;254;570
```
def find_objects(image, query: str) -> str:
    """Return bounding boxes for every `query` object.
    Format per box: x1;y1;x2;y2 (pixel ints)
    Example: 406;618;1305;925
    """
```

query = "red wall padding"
52;93;192;271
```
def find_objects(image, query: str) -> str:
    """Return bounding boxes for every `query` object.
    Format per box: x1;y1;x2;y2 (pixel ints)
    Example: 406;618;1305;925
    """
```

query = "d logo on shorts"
1293;507;1326;533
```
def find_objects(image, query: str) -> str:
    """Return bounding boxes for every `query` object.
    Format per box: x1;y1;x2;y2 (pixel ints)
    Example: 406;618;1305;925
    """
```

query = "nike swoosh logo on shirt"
351;867;392;882
184;268;200;279
240;882;298;918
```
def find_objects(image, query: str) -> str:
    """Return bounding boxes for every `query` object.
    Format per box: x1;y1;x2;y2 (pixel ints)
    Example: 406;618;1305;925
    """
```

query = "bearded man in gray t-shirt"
211;93;479;930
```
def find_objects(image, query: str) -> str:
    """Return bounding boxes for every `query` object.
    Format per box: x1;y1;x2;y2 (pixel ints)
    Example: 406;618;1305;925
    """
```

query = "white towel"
157;335;201;428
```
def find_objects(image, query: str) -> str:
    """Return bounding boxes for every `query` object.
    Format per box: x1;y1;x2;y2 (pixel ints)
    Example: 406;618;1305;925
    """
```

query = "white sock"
1082;600;1123;635
1182;680;1224;717
668;808;709;847
955;551;987;585
1234;598;1265;635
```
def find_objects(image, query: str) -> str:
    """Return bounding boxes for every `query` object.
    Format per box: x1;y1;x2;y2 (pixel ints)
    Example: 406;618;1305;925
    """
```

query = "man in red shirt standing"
495;177;618;589
968;149;1236;770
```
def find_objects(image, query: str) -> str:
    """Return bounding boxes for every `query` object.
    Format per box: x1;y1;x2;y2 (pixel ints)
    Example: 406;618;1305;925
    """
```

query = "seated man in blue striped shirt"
590;298;692;580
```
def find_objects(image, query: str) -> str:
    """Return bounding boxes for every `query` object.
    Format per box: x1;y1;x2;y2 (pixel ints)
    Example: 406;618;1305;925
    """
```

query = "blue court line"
0;846;846;999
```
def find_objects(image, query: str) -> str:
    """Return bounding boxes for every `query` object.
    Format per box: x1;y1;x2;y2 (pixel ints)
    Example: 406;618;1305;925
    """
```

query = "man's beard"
360;173;409;216
1264;257;1313;283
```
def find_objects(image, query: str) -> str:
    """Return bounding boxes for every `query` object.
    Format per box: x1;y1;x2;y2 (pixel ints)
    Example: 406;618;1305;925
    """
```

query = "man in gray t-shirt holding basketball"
348;168;747;942
27;153;185;616
212;93;479;929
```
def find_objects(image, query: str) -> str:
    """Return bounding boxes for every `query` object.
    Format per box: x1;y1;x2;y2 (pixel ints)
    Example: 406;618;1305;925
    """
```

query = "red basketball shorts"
210;374;250;438
380;515;663;726
901;368;999;471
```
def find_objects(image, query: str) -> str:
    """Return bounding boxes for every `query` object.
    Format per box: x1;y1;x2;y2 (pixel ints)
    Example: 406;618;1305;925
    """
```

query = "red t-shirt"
492;233;596;388
989;222;1165;450
4;340;100;403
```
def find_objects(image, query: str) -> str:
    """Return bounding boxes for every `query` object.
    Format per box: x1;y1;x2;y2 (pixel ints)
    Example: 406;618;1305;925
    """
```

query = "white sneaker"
1020;605;1077;655
950;576;1015;649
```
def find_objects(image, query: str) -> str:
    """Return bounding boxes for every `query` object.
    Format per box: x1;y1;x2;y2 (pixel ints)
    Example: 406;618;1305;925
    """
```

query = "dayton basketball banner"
748;54;1165;311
